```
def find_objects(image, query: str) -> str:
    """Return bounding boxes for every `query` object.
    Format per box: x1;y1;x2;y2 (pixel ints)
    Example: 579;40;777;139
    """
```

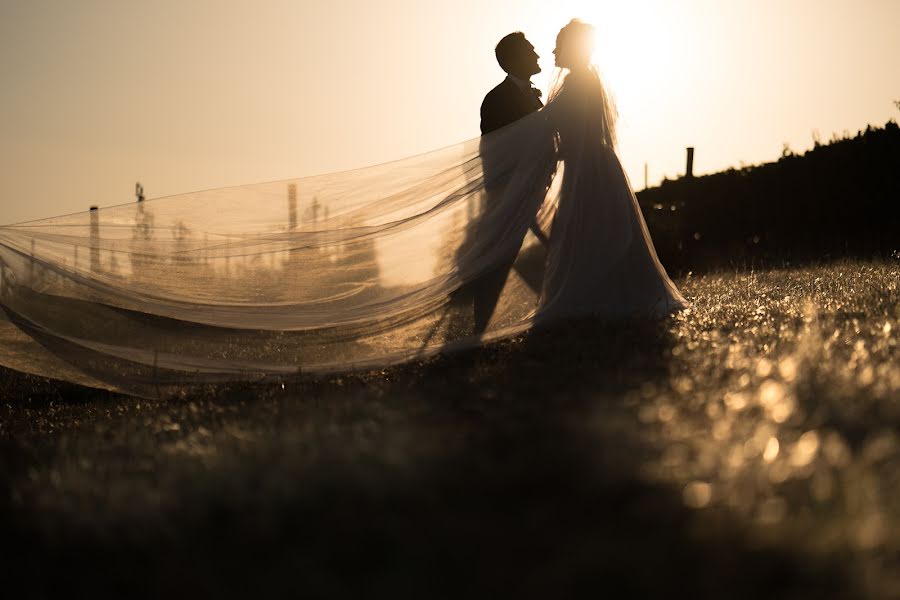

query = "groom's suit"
480;77;543;135
470;76;545;334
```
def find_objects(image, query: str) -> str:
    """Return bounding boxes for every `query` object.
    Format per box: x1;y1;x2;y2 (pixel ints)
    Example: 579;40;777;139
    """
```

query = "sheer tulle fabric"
0;69;683;397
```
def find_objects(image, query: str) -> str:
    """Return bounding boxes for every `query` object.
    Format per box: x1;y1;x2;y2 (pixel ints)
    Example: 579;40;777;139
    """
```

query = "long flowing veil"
0;107;565;397
0;66;684;398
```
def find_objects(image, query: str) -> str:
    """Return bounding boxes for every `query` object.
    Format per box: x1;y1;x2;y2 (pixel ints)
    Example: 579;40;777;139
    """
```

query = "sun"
531;1;688;118
594;5;683;106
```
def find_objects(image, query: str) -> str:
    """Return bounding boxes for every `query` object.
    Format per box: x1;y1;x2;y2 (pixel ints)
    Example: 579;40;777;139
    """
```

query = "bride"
0;19;684;395
536;19;685;318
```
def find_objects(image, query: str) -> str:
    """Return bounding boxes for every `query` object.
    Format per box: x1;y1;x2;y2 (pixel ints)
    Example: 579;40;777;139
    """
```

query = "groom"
469;32;545;334
480;32;543;134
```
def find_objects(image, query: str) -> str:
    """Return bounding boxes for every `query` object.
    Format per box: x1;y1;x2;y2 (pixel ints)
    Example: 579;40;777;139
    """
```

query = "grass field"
1;260;898;599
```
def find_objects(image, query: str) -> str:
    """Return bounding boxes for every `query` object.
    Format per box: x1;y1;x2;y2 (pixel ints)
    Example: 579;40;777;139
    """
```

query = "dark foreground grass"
1;261;898;599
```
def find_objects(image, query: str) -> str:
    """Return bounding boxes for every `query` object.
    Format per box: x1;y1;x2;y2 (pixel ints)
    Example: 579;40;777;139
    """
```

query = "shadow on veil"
415;117;559;356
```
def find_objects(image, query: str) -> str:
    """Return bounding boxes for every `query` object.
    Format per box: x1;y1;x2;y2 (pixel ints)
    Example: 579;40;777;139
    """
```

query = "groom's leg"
472;252;517;335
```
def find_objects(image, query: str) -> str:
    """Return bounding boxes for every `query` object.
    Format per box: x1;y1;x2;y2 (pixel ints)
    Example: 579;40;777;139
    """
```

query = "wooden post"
89;206;100;272
30;239;36;283
685;147;695;179
288;183;297;230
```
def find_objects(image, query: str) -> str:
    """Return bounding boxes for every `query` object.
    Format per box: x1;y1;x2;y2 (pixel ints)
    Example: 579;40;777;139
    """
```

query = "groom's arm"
480;92;504;135
529;222;548;245
481;85;517;135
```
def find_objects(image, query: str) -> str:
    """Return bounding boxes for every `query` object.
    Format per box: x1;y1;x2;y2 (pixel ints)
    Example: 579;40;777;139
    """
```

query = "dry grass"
1;260;898;599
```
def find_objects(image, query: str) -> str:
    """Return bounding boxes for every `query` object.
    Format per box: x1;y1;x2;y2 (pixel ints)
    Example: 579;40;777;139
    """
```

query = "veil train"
0;68;683;397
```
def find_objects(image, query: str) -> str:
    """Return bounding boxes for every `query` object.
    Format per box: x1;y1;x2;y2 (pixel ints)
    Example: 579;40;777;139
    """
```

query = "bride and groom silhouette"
467;20;684;334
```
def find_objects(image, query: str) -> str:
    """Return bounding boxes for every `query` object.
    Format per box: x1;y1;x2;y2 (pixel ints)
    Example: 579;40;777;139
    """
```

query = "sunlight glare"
579;2;688;122
530;0;697;185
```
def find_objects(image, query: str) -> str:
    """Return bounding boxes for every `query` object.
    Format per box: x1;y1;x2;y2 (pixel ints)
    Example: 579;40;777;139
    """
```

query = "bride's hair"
548;19;618;149
556;19;595;68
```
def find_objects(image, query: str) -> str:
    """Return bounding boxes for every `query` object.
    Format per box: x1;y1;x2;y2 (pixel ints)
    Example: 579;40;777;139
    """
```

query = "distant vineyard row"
637;120;900;273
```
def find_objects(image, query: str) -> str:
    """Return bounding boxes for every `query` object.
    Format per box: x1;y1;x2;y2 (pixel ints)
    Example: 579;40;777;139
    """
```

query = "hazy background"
1;0;898;225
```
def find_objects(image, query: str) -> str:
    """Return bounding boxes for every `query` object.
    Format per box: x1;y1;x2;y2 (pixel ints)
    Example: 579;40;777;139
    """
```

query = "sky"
1;0;898;225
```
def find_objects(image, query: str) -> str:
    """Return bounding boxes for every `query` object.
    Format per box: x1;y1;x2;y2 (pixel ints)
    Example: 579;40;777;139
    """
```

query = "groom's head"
495;32;540;79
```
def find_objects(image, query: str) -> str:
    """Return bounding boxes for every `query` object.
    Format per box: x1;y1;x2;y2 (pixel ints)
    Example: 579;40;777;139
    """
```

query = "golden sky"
2;0;898;225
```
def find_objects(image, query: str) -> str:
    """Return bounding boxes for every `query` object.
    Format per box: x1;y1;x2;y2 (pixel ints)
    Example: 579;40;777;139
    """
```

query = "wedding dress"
0;66;684;397
536;67;685;319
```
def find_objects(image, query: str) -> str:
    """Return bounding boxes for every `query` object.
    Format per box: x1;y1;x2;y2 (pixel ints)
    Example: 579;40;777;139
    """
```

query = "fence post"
685;147;695;179
89;206;100;272
29;239;36;283
288;183;297;230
